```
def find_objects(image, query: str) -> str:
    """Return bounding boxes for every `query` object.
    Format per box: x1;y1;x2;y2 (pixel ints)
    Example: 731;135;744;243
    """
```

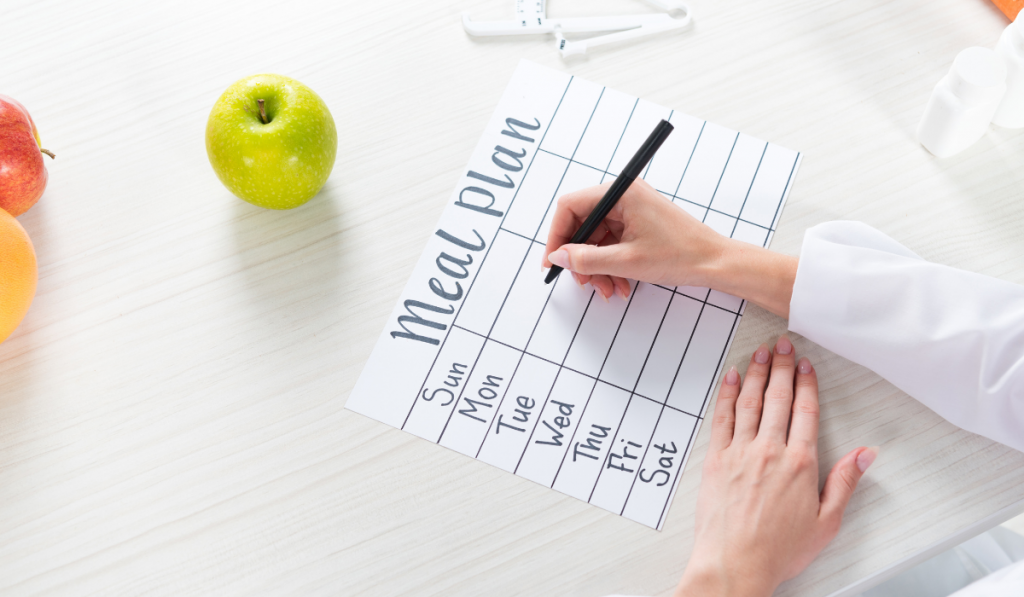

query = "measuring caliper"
462;0;692;58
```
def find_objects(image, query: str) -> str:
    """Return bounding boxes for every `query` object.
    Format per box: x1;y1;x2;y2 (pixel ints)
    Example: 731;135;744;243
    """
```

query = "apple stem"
257;99;268;124
40;148;55;159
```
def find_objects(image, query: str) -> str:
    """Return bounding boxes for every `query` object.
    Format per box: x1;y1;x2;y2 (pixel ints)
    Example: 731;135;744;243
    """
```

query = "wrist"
674;560;775;597
674;563;726;597
688;233;732;289
701;238;797;320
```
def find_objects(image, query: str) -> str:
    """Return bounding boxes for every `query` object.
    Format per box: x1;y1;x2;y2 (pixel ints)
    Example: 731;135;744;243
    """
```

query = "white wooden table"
1;1;1023;595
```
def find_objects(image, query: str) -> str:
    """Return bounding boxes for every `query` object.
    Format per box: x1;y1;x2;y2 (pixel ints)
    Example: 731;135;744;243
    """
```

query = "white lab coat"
949;560;1024;597
789;221;1024;597
607;221;1024;597
790;221;1024;454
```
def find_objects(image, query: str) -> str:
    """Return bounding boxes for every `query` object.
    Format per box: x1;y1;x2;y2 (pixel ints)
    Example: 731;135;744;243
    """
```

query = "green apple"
206;74;337;209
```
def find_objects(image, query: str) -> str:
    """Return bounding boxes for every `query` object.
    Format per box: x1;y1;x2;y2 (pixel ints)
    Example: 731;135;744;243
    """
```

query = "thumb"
818;446;877;534
549;243;633;277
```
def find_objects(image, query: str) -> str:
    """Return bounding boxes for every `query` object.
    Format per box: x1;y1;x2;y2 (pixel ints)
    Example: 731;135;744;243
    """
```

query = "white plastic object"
917;47;1007;158
992;16;1024;128
462;0;692;58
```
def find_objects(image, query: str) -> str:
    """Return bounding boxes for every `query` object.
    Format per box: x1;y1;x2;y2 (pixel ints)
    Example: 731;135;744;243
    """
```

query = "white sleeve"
950;560;1024;597
788;221;1024;453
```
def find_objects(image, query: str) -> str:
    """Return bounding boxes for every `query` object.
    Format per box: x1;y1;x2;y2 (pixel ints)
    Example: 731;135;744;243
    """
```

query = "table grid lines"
511;277;598;474
526;98;678;498
400;75;576;431
467;81;768;518
589;286;684;505
598;98;640;185
707;132;741;208
450;324;706;420
730;142;769;238
619;291;706;516
769;155;801;231
481;224;747;319
529;90;712;517
509;86;624;475
473;273;561;456
434;85;609;443
671;120;705;200
698;310;743;423
535;146;781;235
547;98;654;490
550;274;641;488
377;66;802;529
655;414;702;527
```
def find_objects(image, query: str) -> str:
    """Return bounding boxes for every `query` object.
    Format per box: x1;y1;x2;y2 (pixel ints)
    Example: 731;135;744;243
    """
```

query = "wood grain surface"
1;1;1023;596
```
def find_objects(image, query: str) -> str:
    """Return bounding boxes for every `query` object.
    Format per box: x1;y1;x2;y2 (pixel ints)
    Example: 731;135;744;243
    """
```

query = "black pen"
544;119;674;284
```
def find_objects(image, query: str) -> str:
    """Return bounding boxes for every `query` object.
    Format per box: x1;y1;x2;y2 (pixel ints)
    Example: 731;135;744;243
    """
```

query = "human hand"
540;180;798;318
675;337;878;597
541;178;727;301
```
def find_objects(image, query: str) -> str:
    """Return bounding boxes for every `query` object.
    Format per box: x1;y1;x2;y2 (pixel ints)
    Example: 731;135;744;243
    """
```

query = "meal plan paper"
347;61;801;530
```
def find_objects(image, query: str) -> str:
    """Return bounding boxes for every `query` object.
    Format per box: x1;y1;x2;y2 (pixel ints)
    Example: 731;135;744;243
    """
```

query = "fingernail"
725;367;739;386
598;287;610;302
754;346;770;364
776;336;793;355
617;284;630;300
572;272;585;288
857;447;878;472
798;358;813;374
548;249;570;270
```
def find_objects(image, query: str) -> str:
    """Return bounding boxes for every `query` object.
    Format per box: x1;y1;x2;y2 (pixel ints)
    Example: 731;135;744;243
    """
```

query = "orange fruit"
0;208;36;343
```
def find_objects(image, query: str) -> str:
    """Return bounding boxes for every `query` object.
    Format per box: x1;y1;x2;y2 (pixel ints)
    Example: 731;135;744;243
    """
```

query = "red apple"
0;96;54;217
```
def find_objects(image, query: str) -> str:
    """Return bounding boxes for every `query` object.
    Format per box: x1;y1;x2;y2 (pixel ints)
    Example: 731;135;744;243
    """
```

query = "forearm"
700;238;798;319
674;561;776;597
